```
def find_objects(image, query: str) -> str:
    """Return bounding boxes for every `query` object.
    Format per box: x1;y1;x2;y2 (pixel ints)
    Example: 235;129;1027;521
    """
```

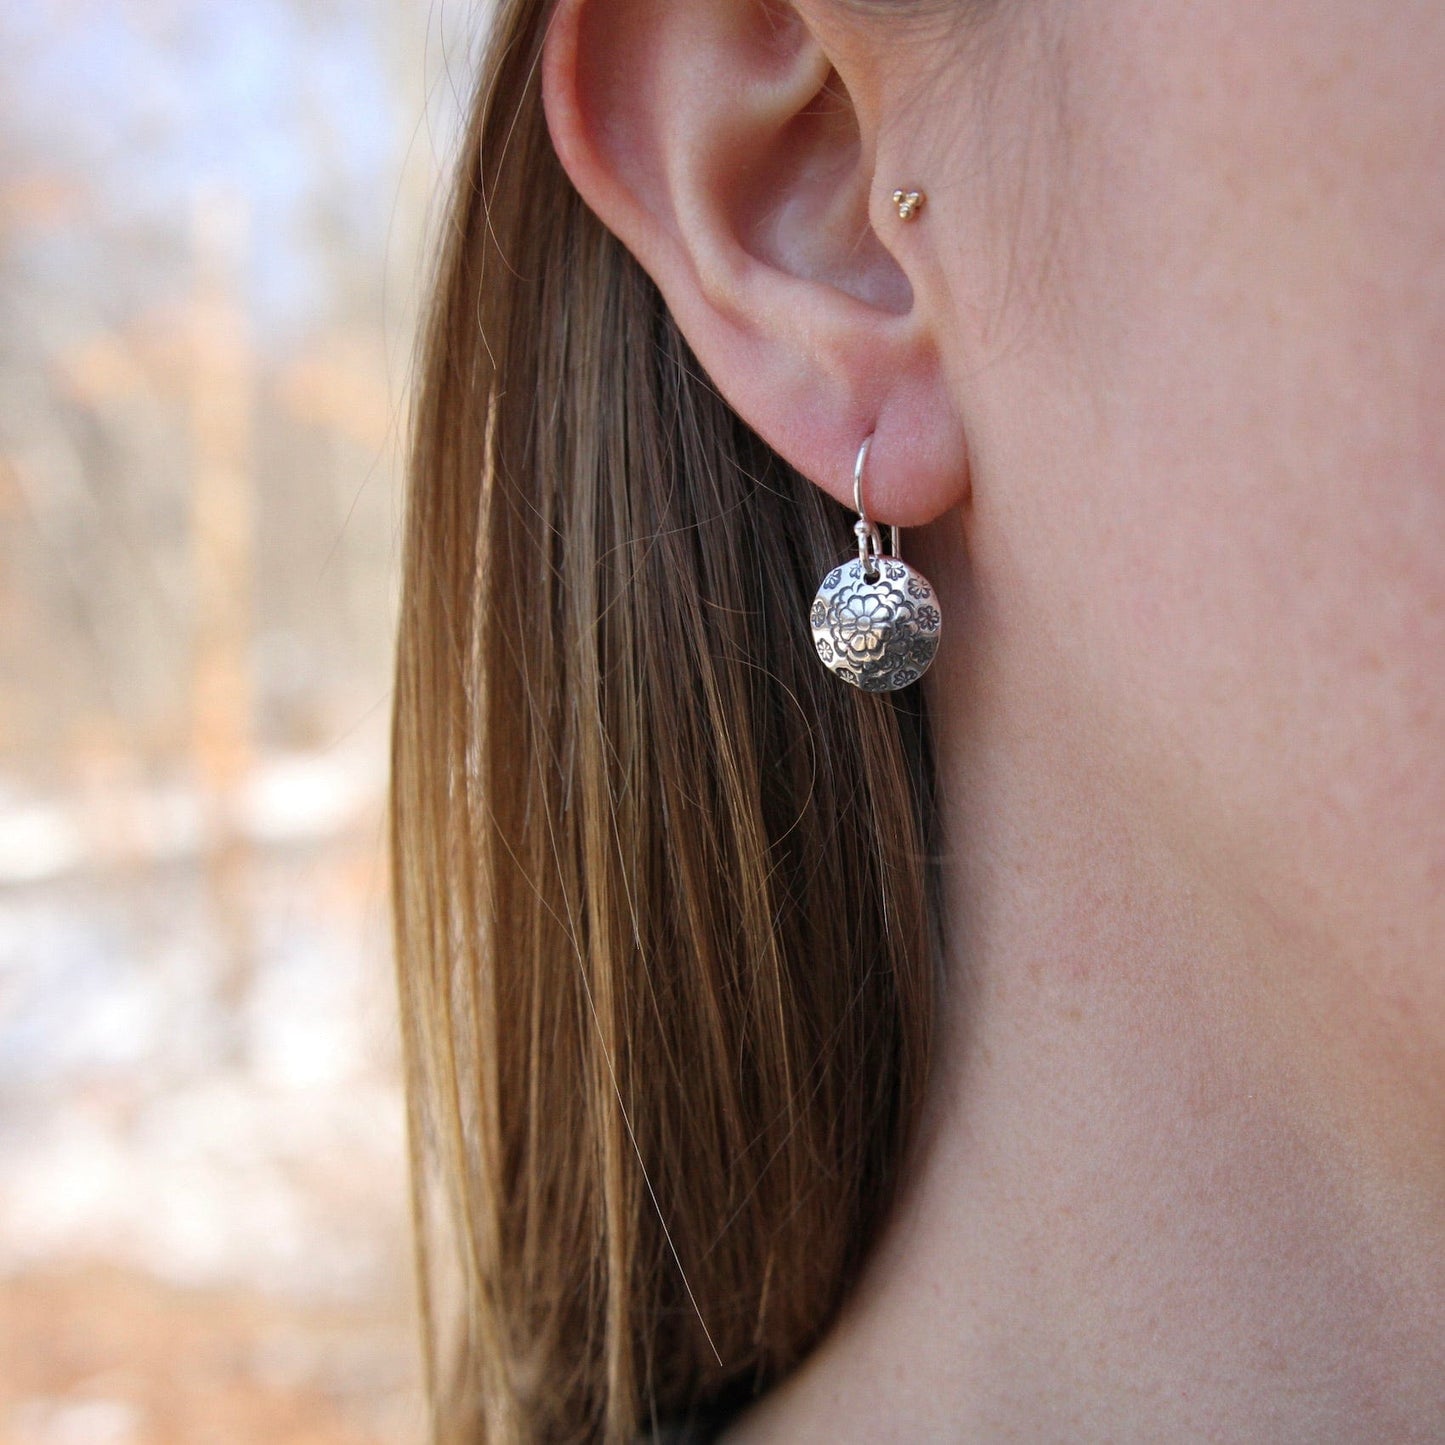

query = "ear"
541;0;967;524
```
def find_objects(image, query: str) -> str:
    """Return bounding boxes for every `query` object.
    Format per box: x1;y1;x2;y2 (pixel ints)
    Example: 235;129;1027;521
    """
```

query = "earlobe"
541;0;967;525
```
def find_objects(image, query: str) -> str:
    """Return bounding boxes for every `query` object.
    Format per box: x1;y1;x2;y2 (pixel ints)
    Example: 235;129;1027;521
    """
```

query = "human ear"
541;0;967;523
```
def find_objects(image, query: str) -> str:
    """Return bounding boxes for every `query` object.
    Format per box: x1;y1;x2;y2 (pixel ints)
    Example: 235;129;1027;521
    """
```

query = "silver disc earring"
810;436;942;691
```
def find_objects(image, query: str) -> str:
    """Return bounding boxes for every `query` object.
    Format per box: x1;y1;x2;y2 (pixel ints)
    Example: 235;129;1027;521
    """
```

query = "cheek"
960;1;1445;991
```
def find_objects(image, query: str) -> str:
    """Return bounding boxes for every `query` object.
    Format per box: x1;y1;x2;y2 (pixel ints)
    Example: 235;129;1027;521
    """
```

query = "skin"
543;0;1445;1436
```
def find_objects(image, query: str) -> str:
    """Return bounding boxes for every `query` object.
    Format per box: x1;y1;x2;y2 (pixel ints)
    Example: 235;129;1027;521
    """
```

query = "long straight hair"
390;2;942;1437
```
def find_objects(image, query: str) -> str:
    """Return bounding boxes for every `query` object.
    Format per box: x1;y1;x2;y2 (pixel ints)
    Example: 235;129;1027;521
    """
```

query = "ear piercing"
891;188;926;221
808;436;942;692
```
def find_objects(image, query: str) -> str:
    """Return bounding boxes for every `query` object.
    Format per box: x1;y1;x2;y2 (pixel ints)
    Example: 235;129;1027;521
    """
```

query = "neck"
729;516;1445;1442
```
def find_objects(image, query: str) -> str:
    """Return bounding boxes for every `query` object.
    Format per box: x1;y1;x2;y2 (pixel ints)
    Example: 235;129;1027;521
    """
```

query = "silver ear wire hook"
852;436;900;579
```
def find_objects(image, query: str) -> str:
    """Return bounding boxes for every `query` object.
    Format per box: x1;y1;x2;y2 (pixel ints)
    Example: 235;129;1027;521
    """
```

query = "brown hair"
390;1;941;1437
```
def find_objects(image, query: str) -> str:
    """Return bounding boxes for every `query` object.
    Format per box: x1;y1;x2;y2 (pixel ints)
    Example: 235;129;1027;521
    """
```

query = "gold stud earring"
891;188;925;221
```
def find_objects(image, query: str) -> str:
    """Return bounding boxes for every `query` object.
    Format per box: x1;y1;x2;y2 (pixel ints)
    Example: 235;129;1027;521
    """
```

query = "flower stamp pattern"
810;557;941;691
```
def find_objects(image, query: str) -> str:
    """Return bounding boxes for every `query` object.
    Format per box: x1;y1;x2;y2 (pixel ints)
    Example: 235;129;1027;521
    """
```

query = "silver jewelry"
810;437;942;691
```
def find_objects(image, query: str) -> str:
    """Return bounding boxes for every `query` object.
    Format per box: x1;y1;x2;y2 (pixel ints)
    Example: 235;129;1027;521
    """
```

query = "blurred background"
0;1;478;1438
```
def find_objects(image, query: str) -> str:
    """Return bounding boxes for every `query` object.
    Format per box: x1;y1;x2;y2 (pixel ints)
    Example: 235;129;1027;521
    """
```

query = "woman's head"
545;0;1445;1132
393;0;1445;1436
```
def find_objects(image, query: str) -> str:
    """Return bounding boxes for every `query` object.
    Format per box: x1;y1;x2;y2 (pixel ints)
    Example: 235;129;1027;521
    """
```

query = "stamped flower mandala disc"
810;557;941;692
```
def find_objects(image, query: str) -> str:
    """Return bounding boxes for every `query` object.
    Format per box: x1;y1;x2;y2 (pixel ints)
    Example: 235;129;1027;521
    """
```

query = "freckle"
1064;1006;1083;1024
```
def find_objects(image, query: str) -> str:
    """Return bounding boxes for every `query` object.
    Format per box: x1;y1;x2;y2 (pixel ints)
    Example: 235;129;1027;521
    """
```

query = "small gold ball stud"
891;188;926;221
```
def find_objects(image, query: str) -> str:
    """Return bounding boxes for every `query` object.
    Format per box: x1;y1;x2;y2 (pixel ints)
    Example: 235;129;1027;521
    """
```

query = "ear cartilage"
891;188;926;221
